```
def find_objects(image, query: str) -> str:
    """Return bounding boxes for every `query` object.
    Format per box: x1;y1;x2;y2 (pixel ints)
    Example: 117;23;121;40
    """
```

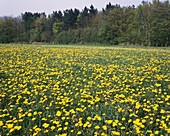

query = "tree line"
0;0;169;46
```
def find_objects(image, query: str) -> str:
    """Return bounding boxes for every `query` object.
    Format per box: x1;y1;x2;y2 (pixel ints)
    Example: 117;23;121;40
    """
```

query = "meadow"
0;44;169;136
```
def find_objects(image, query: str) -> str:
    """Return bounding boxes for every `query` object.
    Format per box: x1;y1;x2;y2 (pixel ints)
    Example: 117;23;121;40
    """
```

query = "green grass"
0;44;169;136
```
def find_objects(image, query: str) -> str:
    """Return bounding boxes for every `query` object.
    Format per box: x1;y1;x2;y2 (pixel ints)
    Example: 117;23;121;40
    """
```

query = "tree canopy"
0;0;169;46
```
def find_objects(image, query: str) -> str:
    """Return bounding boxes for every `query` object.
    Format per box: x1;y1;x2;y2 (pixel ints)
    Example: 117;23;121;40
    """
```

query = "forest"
0;0;169;46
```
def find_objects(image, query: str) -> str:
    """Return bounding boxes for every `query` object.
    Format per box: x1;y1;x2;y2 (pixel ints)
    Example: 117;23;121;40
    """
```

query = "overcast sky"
0;0;155;17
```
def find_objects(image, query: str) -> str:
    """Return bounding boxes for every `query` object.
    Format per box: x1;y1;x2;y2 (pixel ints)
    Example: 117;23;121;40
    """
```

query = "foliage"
150;0;170;47
0;17;16;43
0;1;169;46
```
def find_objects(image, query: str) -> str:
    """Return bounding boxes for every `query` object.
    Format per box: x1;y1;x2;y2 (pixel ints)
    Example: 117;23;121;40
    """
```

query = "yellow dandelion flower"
77;131;81;135
103;125;107;130
95;125;100;129
7;124;14;129
56;111;62;117
42;123;49;128
0;121;4;126
51;126;55;130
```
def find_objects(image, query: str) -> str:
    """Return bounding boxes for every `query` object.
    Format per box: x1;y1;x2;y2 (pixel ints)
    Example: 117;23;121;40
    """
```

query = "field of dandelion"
0;44;169;136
